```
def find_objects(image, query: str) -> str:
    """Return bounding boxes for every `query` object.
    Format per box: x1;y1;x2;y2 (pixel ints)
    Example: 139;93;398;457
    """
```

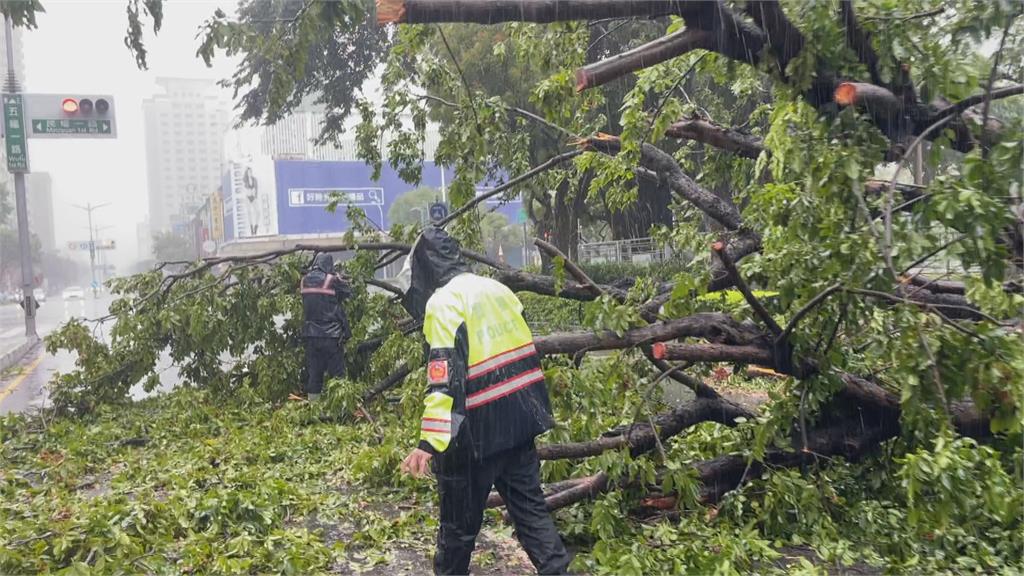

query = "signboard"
210;191;224;242
429;202;448;223
68;240;116;251
31;118;112;136
21;93;117;139
228;157;278;239
288;187;384;208
3;94;28;172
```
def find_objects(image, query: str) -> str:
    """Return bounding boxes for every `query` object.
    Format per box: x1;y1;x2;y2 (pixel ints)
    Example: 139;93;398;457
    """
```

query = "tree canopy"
2;1;1023;573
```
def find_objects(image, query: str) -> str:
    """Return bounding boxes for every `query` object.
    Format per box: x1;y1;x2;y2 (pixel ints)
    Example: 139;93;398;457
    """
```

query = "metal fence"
578;237;672;264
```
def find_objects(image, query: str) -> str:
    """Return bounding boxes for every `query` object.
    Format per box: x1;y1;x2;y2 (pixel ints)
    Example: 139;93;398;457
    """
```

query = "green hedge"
519;292;586;334
580;259;691;286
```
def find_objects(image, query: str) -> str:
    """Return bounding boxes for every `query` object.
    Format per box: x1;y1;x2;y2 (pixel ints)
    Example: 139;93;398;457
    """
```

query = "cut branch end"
375;0;406;24
834;82;857;106
652;342;668;360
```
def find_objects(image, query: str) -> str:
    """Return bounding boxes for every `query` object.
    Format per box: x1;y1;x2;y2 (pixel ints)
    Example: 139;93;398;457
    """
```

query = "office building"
143;78;230;233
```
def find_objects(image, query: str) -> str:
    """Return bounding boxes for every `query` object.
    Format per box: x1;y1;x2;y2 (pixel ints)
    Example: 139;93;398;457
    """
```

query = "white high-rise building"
143;78;230;233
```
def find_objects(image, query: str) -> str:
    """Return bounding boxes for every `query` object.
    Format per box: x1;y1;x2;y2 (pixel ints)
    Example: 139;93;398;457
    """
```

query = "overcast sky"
22;1;239;269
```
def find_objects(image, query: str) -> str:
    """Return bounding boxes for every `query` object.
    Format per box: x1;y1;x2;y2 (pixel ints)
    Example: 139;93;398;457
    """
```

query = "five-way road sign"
3;95;28;172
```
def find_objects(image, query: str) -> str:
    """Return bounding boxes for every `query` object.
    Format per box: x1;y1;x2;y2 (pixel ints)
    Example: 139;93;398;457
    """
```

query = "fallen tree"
24;2;1024;573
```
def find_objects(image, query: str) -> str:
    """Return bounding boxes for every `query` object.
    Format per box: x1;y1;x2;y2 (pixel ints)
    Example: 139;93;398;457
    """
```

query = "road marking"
0;327;22;338
0;352;45;405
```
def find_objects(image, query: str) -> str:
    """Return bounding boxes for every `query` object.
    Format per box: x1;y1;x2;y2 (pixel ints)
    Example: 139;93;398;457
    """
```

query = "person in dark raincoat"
398;227;572;575
300;253;351;401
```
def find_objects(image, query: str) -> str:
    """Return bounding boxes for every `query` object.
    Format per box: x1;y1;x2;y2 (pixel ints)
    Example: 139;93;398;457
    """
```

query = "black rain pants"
304;337;345;394
433;440;572;575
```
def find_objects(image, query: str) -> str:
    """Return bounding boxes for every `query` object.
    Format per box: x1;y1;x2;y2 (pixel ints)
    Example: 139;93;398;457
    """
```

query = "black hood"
401;227;469;320
312;253;334;274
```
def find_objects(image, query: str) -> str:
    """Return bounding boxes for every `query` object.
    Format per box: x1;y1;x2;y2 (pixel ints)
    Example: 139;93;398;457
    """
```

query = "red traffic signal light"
60;97;109;115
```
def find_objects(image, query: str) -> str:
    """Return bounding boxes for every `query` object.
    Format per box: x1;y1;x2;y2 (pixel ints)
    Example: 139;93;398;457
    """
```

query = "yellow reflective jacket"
418;272;554;459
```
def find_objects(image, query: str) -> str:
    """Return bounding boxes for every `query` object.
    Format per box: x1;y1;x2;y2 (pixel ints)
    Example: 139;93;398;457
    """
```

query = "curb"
0;337;41;374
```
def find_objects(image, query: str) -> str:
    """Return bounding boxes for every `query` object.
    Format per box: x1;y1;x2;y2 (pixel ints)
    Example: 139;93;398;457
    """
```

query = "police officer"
398;227;572;575
300;253;351;401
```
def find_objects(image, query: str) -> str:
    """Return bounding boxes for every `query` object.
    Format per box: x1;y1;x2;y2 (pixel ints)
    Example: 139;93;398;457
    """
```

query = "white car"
32;288;46;303
62;286;85;300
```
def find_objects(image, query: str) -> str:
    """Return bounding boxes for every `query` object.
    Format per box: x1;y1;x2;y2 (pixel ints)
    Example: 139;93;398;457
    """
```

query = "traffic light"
60;97;110;116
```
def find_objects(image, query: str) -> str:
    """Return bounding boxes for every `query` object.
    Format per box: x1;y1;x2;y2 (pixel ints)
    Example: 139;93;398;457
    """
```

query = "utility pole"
73;202;109;297
4;16;35;338
91;224;113;285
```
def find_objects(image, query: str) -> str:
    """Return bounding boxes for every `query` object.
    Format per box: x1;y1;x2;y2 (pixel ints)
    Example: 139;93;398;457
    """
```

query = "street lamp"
89;224;114;288
72;202;110;297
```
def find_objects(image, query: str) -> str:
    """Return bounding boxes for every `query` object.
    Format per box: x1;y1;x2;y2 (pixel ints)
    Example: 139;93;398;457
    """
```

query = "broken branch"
575;28;712;92
711;241;782;335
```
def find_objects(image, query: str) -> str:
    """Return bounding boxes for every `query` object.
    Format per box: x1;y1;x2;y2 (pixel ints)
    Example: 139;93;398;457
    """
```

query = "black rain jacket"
301;254;352;340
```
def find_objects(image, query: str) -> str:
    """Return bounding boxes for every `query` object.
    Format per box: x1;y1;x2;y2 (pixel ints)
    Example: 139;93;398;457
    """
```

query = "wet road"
0;296;180;415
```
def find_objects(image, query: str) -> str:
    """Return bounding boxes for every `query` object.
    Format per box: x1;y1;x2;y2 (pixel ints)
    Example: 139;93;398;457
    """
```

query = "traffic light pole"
5;16;35;338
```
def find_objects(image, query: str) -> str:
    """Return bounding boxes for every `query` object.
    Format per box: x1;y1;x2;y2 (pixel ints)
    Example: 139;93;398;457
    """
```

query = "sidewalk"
0;333;40;374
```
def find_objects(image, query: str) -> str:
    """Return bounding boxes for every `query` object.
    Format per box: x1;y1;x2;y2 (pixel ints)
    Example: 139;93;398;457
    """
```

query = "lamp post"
89;224;114;287
72;202;110;298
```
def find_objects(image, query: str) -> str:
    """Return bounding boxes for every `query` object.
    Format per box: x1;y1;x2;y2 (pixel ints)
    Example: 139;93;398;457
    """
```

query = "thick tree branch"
493;268;628;302
537;397;752;461
362;362;414;402
576;28;713;92
665;118;765;159
744;0;805;78
650;341;773;365
377;0;701;25
533;313;763;357
534;238;603;297
712;241;782;335
928;84;1024;124
839;0;883;86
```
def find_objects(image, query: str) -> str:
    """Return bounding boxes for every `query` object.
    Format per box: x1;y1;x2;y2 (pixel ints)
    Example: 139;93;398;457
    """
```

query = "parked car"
32;288;46;303
62;286;85;300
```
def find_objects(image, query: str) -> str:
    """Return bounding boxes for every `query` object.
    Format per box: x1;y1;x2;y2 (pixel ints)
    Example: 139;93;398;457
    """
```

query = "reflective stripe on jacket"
300;271;352;340
418;272;554;459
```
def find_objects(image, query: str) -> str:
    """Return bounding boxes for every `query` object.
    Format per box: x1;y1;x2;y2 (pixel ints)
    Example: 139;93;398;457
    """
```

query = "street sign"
429;202;448;223
2;94;28;172
31;119;112;136
20;93;117;139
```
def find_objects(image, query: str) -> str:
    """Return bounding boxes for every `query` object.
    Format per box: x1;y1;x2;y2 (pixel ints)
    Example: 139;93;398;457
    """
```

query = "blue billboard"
272;160;523;235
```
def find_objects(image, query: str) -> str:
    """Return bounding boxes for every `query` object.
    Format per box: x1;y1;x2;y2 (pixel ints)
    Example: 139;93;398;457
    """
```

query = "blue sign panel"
272;160;526;236
429;202;448;223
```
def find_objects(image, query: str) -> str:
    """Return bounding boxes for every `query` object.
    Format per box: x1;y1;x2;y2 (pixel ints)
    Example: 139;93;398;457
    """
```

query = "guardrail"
578;237;671;264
